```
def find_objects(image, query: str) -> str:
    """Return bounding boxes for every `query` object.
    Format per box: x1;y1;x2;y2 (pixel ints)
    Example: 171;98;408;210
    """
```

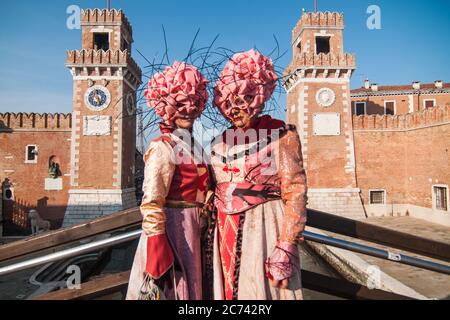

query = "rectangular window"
354;102;366;116
385;101;395;115
93;33;109;51
316;36;330;54
434;186;448;211
424;99;435;109
370;190;385;204
25;145;38;164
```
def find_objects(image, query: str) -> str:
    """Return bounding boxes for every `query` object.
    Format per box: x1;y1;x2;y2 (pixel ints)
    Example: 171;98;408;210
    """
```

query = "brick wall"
81;9;133;52
285;69;365;218
288;81;357;189
71;79;121;190
120;84;137;191
291;12;344;58
353;105;450;224
351;93;450;115
0;113;71;130
0;115;71;234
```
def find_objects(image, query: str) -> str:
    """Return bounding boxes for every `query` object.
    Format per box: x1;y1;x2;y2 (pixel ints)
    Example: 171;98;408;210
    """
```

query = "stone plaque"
45;178;63;191
83;116;111;136
313;113;341;136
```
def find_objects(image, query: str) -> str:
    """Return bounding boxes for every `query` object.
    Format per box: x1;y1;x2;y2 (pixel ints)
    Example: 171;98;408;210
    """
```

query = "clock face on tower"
84;85;111;112
316;87;336;108
126;93;135;116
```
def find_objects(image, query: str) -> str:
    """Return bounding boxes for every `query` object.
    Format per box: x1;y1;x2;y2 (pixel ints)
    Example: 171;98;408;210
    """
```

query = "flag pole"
314;0;317;12
108;0;111;10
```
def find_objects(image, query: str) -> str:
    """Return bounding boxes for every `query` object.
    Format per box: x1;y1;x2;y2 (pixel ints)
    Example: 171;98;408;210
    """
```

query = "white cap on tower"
435;80;443;89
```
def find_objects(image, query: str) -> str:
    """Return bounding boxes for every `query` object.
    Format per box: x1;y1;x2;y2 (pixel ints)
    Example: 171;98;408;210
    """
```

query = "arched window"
48;156;62;179
2;180;14;201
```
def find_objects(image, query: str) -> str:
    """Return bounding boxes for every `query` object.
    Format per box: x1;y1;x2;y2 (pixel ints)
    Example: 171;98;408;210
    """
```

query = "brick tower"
283;12;365;219
63;9;142;226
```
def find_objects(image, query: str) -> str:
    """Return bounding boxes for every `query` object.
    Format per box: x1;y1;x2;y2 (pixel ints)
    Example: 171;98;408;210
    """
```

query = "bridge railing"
0;207;449;300
1;208;448;264
307;209;450;262
0;207;141;263
1;227;449;277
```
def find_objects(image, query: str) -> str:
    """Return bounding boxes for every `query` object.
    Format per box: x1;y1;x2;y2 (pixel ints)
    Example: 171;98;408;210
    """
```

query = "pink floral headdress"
213;49;278;119
145;61;209;124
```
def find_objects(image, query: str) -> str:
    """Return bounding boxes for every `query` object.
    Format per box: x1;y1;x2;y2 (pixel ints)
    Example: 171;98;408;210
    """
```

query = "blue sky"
0;0;449;114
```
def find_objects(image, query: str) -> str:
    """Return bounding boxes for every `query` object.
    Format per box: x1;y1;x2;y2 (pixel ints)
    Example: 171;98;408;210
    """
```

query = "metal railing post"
1;229;449;278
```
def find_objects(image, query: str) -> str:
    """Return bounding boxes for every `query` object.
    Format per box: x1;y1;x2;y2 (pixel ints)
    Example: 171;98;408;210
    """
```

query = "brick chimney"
412;81;421;90
371;83;378;91
364;79;370;89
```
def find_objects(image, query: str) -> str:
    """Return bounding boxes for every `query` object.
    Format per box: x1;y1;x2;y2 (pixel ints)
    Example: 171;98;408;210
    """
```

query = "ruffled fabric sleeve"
140;138;176;279
278;127;308;244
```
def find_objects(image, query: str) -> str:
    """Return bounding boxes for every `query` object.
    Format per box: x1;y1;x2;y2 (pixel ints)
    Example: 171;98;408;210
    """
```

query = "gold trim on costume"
141;204;166;237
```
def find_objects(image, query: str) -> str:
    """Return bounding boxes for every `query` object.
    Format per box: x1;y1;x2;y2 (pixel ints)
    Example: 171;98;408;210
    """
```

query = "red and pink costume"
126;62;209;300
210;50;308;300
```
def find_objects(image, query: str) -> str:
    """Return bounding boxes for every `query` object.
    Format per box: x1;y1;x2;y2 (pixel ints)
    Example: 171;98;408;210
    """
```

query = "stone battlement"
66;49;141;77
67;49;133;66
283;52;356;86
0;113;72;130
353;105;450;130
293;12;344;35
81;9;132;33
286;52;355;73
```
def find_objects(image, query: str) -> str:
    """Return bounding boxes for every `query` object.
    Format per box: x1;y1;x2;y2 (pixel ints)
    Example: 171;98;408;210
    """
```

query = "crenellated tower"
284;11;365;219
63;9;142;226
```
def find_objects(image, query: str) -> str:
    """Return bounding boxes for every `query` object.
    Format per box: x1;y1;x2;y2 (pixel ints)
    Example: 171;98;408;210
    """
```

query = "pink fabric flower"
145;61;209;123
214;49;278;119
